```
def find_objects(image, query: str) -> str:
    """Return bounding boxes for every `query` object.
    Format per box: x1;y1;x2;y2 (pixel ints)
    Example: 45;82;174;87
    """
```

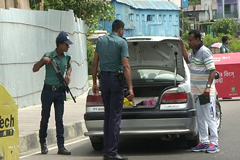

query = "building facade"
217;0;240;19
183;0;217;21
98;0;180;37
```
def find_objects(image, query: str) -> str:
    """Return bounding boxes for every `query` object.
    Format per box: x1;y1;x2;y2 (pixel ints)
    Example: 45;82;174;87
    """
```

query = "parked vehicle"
88;30;109;46
84;36;222;150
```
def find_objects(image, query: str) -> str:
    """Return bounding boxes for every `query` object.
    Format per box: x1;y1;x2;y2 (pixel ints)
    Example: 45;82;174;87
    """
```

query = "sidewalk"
18;89;89;153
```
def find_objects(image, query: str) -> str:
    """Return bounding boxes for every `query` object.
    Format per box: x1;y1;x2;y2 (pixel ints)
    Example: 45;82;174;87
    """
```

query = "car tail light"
161;93;187;104
86;95;103;107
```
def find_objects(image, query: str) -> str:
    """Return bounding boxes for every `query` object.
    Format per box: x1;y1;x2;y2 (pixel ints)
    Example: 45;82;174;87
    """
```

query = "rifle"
51;59;76;103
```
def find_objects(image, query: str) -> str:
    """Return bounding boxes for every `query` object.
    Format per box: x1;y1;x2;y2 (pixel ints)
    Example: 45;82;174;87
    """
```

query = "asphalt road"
20;99;240;160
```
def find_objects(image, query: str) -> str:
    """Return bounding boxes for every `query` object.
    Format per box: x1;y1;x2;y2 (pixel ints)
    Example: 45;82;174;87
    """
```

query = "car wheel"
215;100;222;132
186;135;199;148
90;137;103;151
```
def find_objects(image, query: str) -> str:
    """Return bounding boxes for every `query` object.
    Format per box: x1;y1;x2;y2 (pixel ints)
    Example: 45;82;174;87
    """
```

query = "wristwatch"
206;84;211;88
66;72;71;76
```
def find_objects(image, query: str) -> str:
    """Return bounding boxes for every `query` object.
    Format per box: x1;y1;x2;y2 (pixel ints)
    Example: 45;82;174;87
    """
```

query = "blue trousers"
100;73;124;156
39;87;66;148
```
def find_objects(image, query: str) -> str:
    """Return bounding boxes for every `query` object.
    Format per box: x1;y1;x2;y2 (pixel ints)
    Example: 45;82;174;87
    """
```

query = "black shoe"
40;143;48;154
103;154;108;160
57;147;71;155
105;154;128;160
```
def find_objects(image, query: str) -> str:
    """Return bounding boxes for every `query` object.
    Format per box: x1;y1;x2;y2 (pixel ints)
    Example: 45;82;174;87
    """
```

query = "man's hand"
65;75;71;85
203;88;210;99
175;35;185;48
42;57;52;65
126;89;134;101
92;84;99;96
175;35;189;64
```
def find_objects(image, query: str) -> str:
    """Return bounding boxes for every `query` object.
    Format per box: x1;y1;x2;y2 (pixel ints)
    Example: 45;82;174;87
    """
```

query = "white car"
84;36;222;150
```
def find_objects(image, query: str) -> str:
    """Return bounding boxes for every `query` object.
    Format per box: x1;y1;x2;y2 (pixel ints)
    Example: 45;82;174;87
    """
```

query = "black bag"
198;94;210;105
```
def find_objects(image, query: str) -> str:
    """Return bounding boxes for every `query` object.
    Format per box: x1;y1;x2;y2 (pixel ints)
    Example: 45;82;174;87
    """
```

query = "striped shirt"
188;45;216;95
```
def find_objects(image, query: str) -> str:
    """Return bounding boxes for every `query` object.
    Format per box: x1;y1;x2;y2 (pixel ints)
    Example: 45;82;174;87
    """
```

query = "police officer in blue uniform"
92;20;134;160
32;31;73;155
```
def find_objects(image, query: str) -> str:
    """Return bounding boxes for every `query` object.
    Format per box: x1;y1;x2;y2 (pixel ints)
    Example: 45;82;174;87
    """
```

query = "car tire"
215;100;222;132
186;135;199;148
90;137;103;151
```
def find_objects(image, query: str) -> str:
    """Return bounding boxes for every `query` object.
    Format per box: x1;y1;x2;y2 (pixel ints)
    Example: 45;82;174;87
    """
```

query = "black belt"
100;71;118;75
44;84;65;91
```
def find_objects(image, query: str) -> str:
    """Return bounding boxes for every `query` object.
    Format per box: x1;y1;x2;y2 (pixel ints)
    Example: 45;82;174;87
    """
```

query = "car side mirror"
215;71;220;79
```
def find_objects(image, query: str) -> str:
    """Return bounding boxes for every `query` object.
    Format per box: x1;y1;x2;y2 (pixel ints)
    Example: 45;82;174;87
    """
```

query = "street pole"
238;1;240;19
222;0;225;18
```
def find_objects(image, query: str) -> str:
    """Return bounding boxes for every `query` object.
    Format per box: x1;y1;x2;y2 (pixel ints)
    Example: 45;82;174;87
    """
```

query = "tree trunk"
0;0;5;9
6;0;15;9
40;0;44;11
0;0;29;9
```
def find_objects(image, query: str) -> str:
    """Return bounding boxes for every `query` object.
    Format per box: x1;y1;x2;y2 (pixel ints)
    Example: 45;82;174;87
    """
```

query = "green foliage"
181;31;190;51
201;32;240;52
29;0;41;9
181;30;189;41
30;0;115;32
212;18;237;37
87;40;95;75
182;17;192;31
217;33;234;41
202;34;220;47
229;39;240;52
188;0;200;5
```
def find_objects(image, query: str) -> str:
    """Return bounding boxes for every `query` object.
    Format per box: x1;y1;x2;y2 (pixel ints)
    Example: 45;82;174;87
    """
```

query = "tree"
29;0;41;9
188;0;200;6
0;0;30;9
212;18;237;37
30;0;115;32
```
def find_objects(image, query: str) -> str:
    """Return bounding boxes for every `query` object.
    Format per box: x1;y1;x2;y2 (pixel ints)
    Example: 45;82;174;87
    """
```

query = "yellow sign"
0;84;19;160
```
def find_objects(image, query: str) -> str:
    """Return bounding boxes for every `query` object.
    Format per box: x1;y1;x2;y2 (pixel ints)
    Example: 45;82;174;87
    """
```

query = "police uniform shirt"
220;44;230;53
42;50;71;87
95;32;129;72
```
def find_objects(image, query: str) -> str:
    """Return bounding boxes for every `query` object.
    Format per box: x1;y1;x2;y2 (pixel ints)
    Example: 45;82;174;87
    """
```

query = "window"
169;15;172;22
147;15;155;22
147;15;151;21
225;4;231;14
175;15;179;22
159;15;162;22
116;14;122;20
152;15;155;22
129;14;134;21
136;14;139;21
163;15;166;22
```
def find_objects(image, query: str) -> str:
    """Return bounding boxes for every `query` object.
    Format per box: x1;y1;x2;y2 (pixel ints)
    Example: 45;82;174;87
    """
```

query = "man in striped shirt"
181;30;219;153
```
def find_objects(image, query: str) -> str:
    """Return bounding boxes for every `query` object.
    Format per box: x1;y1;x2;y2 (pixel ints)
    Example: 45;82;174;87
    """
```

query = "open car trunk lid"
122;37;186;109
127;36;185;78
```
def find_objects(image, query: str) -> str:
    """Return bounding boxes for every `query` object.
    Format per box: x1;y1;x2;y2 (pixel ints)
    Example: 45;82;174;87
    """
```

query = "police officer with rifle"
32;31;74;155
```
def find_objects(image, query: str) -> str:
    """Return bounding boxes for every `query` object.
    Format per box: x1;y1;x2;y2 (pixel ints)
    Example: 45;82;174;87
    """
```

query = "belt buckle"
52;86;57;91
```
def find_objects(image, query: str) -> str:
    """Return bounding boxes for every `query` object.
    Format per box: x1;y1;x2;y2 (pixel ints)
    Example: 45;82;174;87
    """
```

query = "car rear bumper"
84;117;198;137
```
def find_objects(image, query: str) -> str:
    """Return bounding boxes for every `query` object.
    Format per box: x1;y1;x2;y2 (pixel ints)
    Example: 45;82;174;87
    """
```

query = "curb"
19;120;87;153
